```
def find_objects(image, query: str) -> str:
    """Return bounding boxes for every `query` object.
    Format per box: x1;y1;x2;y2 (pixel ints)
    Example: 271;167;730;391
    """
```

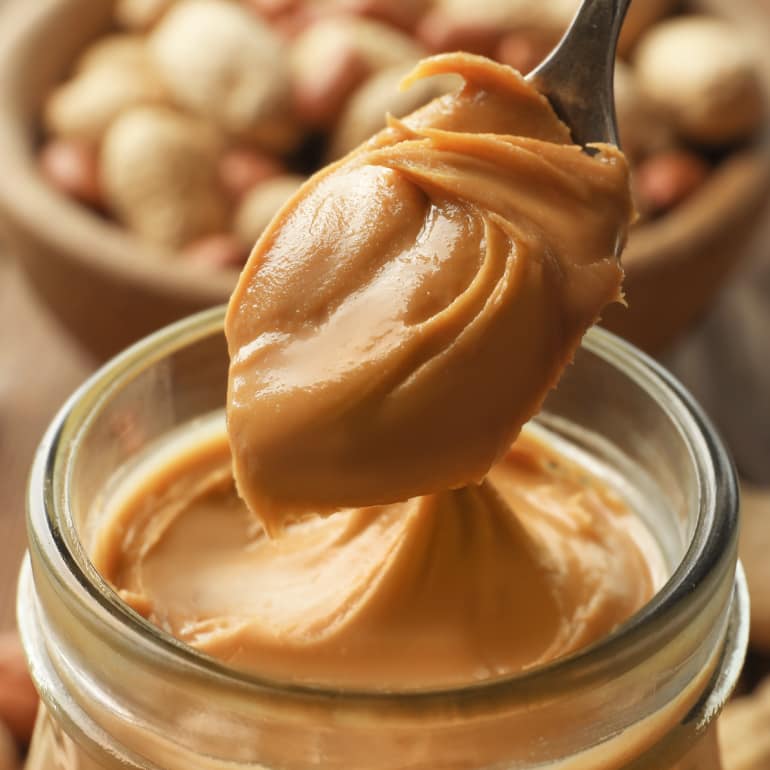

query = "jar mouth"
27;306;738;706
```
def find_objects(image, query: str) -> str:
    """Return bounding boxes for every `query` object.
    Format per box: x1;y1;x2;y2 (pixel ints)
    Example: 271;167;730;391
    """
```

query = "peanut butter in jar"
17;313;744;770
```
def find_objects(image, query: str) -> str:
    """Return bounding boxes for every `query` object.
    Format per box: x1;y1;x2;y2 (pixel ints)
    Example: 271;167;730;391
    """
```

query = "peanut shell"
291;16;425;125
635;16;764;146
328;65;459;161
150;0;300;153
235;175;304;248
45;38;165;142
101;106;229;249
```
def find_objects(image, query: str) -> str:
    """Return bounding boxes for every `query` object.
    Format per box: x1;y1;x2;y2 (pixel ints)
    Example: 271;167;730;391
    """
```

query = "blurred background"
0;0;770;755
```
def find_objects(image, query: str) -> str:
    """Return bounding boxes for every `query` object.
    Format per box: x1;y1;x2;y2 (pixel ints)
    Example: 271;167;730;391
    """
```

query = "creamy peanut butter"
91;417;661;689
90;49;652;699
226;53;634;533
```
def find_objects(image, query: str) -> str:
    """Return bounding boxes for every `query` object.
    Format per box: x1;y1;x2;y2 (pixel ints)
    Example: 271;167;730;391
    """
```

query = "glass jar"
18;307;746;770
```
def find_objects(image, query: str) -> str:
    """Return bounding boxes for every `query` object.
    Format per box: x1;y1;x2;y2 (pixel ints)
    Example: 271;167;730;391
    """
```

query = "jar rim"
27;305;739;709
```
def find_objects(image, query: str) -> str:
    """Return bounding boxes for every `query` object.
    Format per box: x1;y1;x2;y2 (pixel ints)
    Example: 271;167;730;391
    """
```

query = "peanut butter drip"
225;54;633;533
92;426;658;689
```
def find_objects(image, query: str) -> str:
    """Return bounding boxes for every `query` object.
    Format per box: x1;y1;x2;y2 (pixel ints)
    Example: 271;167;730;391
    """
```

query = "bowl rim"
0;0;768;303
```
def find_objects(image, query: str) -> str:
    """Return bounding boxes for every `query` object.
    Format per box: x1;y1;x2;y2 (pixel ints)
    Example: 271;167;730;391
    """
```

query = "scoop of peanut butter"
226;53;633;534
92;424;659;689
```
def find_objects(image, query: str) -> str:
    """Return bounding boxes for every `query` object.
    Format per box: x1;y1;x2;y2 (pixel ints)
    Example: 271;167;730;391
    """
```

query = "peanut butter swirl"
92;424;659;689
226;53;633;534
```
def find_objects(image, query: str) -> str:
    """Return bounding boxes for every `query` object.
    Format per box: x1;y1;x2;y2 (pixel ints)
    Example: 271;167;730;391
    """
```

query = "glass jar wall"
18;308;746;769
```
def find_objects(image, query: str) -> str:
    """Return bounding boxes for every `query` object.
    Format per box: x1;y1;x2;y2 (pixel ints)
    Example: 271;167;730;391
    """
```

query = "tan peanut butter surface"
225;53;634;533
92;419;661;689
91;53;652;692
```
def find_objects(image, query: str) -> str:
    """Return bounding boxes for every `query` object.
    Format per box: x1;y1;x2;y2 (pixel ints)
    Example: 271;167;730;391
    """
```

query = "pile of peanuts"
39;0;764;272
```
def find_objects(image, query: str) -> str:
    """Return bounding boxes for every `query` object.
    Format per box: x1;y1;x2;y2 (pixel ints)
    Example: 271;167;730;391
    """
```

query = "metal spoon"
527;0;632;149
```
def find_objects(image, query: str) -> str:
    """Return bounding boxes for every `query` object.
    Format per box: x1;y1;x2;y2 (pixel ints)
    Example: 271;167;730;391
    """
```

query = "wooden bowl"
0;0;234;360
0;0;768;359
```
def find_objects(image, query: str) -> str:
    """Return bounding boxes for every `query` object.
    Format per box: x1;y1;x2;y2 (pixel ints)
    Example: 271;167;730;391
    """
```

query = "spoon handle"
527;0;632;148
